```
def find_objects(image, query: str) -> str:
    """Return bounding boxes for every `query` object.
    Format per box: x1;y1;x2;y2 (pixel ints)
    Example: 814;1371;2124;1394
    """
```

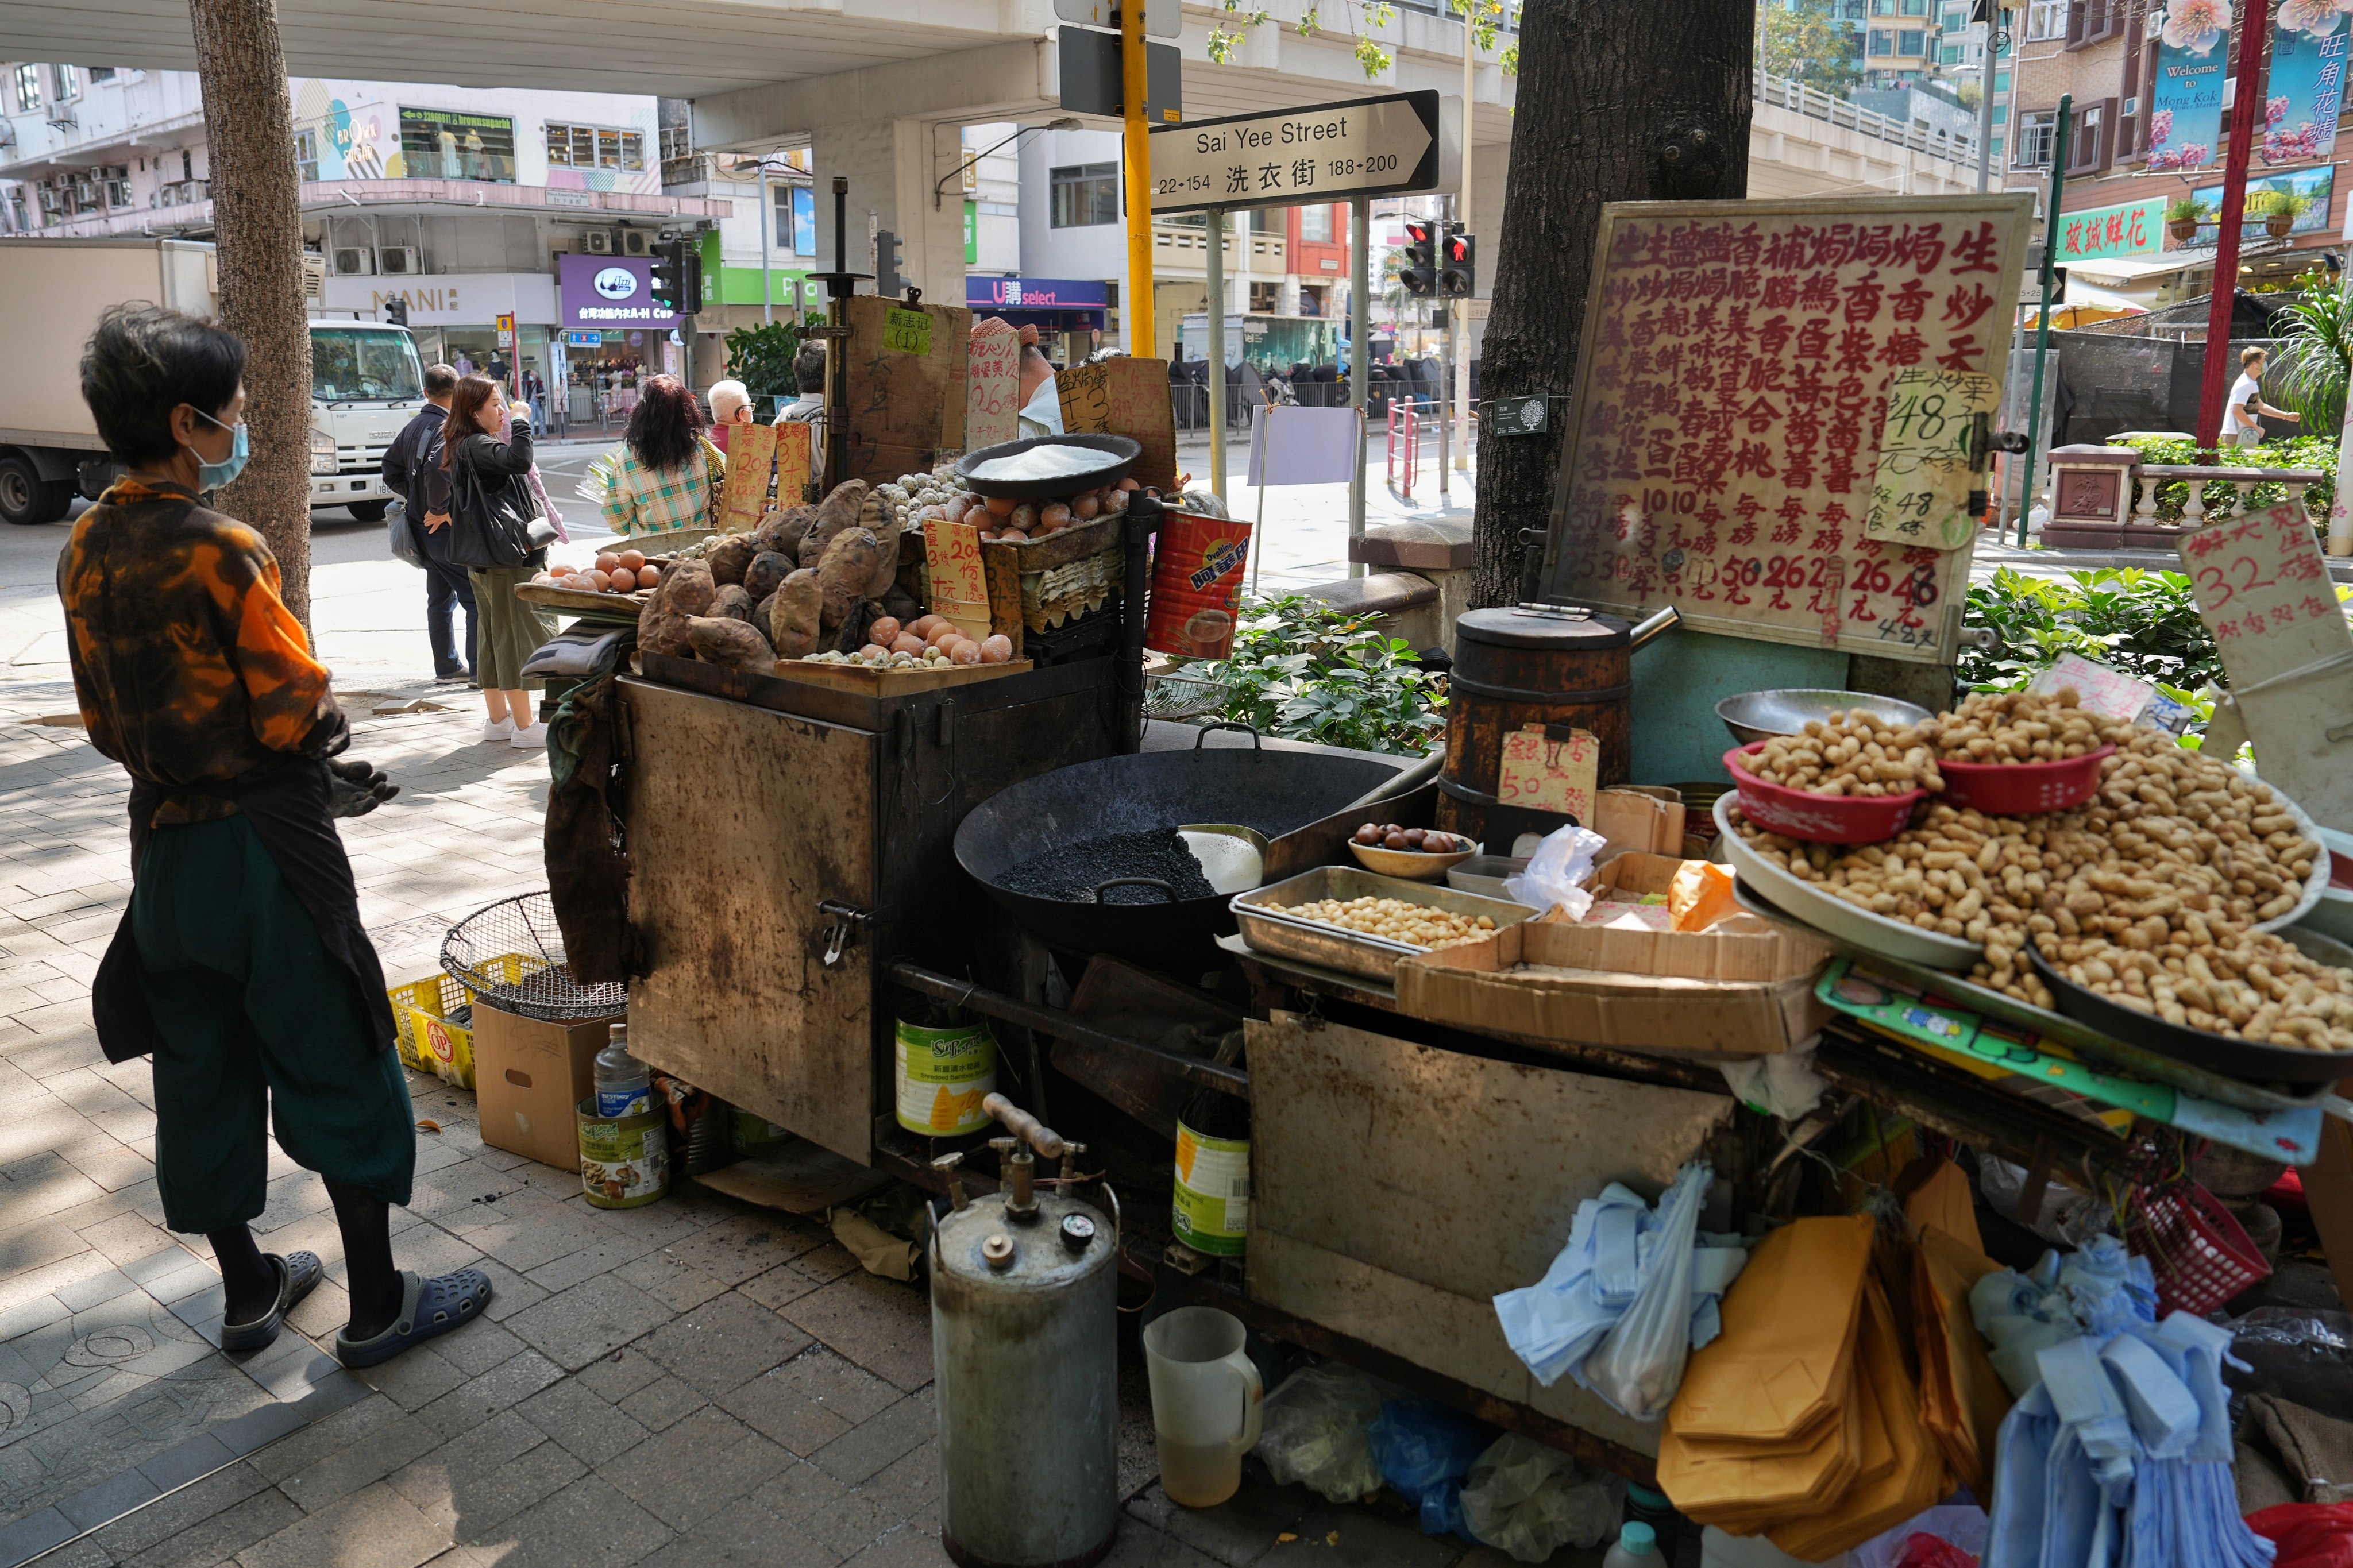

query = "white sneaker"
481;717;514;743
509;723;549;750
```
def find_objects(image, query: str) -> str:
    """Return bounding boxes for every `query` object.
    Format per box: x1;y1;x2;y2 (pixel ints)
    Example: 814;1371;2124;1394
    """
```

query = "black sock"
326;1180;403;1340
209;1226;278;1327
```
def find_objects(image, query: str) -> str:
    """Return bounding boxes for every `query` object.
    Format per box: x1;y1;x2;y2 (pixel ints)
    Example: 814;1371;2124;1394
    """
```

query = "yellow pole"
1123;1;1154;358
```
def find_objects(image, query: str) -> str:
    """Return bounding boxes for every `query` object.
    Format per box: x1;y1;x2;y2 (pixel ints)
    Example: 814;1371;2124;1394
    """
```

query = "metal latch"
817;899;876;967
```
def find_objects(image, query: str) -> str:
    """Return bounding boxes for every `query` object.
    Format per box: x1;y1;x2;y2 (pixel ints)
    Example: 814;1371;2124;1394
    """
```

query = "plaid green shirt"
600;440;722;538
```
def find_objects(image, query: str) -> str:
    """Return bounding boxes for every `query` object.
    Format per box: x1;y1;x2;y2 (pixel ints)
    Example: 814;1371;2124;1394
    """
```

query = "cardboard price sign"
926;519;992;642
1538;195;2034;664
2177;500;2353;824
1060;358;1178;493
714;421;779;533
1496;725;1600;820
774;418;813;505
966;329;1023;449
1863;368;1999;551
2026;652;2155;723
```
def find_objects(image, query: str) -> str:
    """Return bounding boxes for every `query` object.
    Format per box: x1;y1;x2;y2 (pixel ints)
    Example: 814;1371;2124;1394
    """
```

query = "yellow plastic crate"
385;953;545;1093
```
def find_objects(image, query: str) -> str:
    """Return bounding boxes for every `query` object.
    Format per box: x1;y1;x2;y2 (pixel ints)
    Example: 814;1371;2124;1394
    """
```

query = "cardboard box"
470;1002;623;1171
1541;852;1834;982
1592;787;1685;860
1393;920;1830;1059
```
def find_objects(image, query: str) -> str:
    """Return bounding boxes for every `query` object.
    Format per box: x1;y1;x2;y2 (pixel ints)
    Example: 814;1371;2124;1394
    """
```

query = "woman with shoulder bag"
420;375;556;749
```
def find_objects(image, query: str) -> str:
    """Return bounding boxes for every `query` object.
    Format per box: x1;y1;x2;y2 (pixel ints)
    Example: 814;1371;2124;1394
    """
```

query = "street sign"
495;312;515;349
1059;28;1182;123
1054;0;1178;38
1148;90;1444;214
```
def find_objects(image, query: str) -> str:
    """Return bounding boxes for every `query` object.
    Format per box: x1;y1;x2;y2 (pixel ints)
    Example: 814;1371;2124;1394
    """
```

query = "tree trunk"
1469;1;1754;608
188;0;313;624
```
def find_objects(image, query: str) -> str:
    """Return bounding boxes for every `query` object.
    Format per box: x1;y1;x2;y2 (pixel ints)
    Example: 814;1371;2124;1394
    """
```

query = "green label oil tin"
1171;1120;1250;1257
578;1098;670;1208
894;1020;997;1136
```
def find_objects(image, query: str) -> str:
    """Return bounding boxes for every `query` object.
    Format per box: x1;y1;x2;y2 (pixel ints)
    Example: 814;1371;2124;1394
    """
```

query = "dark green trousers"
132;814;414;1234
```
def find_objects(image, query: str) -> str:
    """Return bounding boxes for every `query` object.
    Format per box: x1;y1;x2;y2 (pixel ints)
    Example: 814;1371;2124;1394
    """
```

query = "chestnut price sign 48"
1147;90;1448;214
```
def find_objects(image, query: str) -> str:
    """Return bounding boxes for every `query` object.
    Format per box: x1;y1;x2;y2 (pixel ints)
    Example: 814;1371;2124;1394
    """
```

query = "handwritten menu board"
2176;500;2353;823
926;519;992;642
774;418;813;506
1864;368;2000;550
842;295;970;487
966;329;1023;450
714;422;778;533
1060;358;1178;493
1539;195;2033;665
1497;725;1600;820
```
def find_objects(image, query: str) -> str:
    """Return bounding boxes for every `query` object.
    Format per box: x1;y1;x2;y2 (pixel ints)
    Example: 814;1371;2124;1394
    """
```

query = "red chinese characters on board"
1560;214;2011;654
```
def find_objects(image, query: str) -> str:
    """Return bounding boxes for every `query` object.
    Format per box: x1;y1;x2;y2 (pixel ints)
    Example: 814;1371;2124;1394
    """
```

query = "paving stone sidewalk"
1;683;1593;1568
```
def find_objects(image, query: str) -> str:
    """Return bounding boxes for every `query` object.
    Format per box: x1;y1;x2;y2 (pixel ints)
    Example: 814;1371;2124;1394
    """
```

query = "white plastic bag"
1718;1035;1830;1122
1503;824;1608;922
1253;1362;1395;1503
1457;1434;1618;1562
1580;1162;1711;1420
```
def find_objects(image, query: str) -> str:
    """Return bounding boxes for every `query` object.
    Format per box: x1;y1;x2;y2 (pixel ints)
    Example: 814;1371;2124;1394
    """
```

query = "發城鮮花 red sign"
1540;195;2033;665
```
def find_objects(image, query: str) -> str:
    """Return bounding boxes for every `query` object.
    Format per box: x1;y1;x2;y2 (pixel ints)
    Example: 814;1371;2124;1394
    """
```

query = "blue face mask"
191;408;249;489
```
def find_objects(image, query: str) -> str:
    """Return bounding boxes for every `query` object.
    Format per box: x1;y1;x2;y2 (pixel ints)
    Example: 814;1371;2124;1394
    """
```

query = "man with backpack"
381;362;475;684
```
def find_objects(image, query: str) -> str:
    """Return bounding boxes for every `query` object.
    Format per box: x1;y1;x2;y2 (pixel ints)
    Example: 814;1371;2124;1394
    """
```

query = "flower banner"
2147;0;2232;173
2264;0;2348;164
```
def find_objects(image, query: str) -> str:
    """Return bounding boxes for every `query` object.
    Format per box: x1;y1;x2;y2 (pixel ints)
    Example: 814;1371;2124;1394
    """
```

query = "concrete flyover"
1748;69;1987;199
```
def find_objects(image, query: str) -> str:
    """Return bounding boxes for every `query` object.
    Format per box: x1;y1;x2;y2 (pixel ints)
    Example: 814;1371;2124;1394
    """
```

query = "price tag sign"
774;419;812;505
927;520;991;640
1863;368;1997;551
715;421;778;534
966;328;1023;449
1496;725;1600;820
884;307;933;356
2027;652;2154;723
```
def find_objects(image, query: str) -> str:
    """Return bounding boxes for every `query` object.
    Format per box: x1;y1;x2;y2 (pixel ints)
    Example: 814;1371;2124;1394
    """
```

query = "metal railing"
1753;68;1980;167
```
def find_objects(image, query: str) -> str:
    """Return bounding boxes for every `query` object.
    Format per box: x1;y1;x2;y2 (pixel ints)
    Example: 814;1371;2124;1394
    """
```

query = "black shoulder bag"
448;441;551;569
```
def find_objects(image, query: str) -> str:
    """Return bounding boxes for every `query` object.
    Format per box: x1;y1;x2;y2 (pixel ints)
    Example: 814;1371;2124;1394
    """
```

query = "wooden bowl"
1348;835;1479;883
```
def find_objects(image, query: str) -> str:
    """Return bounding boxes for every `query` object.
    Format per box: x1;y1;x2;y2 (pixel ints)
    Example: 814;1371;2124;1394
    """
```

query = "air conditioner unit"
46;103;76;130
302;254;326;301
376;246;421;275
332;246;375;276
621;229;651;257
584;230;612;255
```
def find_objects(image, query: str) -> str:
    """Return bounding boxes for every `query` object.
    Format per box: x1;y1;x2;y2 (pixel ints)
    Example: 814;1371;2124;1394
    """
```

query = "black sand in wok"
998;829;1216;905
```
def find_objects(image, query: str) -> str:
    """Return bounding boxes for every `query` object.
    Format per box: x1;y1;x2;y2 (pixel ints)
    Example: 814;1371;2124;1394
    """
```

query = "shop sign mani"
1539;195;2033;665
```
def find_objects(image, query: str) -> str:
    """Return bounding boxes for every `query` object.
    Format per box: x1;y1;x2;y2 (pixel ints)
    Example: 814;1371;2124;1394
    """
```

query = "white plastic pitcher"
1141;1306;1263;1508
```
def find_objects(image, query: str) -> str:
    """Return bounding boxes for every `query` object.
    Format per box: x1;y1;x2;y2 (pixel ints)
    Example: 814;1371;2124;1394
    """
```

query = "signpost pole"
2017;95;2072;547
1123;0;1154;358
1207;206;1227;504
1456;6;1473;474
1976;6;1998;193
2196;0;2273;451
1349;194;1370;571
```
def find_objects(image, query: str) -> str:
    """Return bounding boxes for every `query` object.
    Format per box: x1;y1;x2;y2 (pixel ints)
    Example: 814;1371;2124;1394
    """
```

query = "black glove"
327;757;399;818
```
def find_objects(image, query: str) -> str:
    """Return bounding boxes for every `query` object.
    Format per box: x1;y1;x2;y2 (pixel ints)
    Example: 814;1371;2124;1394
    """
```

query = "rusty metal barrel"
1436;605;1678;843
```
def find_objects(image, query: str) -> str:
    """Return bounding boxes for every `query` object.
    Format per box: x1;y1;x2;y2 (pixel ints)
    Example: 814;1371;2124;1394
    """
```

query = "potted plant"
2165;195;2206;242
2248;188;2312;238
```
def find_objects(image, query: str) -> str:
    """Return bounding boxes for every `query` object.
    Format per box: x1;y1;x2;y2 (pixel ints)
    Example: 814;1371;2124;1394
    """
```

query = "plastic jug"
1604;1522;1660;1568
593;1023;651;1117
1142;1306;1263;1508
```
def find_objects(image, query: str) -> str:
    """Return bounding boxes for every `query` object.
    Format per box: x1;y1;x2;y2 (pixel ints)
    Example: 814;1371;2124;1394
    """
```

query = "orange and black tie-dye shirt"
59;478;340;825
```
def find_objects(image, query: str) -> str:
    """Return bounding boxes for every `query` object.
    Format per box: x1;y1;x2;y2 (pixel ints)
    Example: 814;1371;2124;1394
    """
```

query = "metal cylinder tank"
932;1182;1118;1567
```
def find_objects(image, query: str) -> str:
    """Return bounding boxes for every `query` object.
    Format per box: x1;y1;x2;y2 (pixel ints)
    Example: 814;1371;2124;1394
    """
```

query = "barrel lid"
1456;605;1631;650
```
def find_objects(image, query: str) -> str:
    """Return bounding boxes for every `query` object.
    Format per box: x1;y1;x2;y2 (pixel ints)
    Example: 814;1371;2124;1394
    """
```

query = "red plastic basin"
1722;743;1927;845
1935;744;2115;817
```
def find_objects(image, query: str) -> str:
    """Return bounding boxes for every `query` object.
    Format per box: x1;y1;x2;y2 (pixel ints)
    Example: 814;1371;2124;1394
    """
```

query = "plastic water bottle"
593;1024;650;1116
1603;1522;1660;1568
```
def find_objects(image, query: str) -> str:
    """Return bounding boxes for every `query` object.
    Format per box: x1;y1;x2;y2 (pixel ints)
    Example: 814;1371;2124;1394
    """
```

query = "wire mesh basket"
1144;669;1230;721
439;892;626;1022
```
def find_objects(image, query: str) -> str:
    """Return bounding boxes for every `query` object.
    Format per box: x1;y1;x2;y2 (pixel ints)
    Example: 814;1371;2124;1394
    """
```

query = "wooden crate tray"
770;656;1034;695
516;582;651;615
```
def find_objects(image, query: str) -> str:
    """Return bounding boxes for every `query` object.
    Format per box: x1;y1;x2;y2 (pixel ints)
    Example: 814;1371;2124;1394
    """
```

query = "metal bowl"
953;434;1141;500
1715;689;1935;748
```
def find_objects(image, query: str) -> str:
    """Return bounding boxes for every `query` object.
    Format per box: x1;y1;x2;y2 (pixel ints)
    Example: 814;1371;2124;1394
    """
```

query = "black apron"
92;753;398;1063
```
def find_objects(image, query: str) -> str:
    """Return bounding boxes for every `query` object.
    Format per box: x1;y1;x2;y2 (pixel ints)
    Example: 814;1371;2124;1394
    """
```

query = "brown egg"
636;564;661;588
910;614;942;638
980;634;1014;663
984;493;1017;517
890;633;926;655
1116;477;1139;492
997;528;1029;543
868;616;902;644
949;640;983;665
606;566;637;592
860;643;890;659
1070;492;1101;520
942;497;971;524
595;552;622;573
618;549;647;571
927;623;962;648
588;569;613;591
1040;501;1072;531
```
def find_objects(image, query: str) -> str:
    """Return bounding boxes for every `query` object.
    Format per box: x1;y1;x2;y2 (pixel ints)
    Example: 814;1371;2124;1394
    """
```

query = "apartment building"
1865;0;1943;86
0;63;731;408
2001;0;2347;308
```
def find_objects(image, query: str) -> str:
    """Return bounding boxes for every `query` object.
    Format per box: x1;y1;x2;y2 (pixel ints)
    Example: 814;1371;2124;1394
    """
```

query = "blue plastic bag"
1367;1398;1491;1530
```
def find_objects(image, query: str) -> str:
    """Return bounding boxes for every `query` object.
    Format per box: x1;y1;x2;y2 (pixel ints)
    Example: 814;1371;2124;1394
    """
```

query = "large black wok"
955;727;1403;969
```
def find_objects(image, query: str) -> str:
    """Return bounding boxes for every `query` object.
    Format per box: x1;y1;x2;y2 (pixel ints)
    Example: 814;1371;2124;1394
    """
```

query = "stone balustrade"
2136;464;2327;528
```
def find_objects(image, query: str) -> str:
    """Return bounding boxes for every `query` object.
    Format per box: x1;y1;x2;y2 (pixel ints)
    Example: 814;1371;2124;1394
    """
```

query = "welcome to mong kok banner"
2147;0;2231;173
2264;0;2350;165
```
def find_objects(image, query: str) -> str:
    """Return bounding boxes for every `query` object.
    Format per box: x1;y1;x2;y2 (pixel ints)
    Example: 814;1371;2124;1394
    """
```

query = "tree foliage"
2268;271;2353;436
723;322;804;411
1757;0;1862;95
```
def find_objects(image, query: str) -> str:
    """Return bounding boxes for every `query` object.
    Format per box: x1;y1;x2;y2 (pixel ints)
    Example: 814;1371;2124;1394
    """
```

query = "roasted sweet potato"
636;559;715;657
816;527;892;629
707;534;759;588
709;584;756;623
801;480;870;563
861;518;902;599
768;569;824;658
743;551;792;603
685;615;776;673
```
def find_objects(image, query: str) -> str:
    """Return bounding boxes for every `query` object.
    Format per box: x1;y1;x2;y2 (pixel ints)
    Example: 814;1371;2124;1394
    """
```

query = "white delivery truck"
0;235;425;526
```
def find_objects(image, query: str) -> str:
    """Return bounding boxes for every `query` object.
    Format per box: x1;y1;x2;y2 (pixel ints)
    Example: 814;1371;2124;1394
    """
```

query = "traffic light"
680;250;704;315
1400;219;1437;298
649;240;684;312
1441;226;1475;299
874;229;908;299
383;295;408;328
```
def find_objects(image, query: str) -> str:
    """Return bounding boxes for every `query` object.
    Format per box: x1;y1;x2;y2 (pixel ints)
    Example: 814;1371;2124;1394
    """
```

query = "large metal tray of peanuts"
1231;867;1538;983
1713;794;1984;970
1731;879;2330;1111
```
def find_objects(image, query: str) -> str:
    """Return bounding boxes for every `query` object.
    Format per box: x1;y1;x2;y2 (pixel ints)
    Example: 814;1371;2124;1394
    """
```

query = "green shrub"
1959;567;2225;696
1198;594;1446;756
